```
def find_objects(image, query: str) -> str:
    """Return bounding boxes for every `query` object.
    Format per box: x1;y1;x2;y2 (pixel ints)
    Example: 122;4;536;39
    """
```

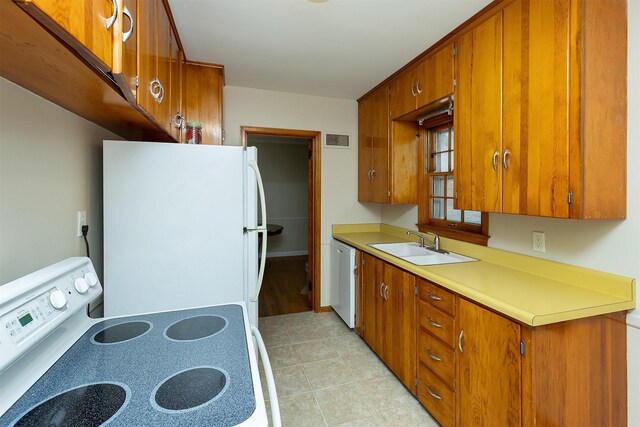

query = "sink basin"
368;242;477;266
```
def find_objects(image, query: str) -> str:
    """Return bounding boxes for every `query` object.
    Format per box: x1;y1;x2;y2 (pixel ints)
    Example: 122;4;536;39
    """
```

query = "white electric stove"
0;257;280;426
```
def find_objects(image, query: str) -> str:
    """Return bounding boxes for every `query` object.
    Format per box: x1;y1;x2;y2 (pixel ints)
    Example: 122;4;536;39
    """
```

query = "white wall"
224;85;381;305
250;139;309;257
0;77;119;285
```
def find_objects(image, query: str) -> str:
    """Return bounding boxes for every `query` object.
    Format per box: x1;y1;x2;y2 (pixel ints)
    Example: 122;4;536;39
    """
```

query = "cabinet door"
457;298;521;426
169;30;183;141
502;0;570;217
137;0;158;120
115;0;138;103
358;95;373;202
381;263;416;392
389;67;416;119
361;253;381;353
369;86;390;203
454;13;503;213
416;43;454;108
21;0;115;71
156;2;172;133
184;63;224;145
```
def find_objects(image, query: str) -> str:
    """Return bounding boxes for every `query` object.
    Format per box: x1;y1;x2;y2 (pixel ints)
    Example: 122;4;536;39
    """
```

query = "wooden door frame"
241;126;322;313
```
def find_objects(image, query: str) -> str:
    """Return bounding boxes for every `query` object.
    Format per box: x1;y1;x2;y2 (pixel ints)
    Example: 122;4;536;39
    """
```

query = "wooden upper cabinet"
112;0;138;103
156;2;172;133
416;43;454;109
16;0;116;72
454;12;503;213
137;0;158;122
358;85;390;203
454;0;626;218
457;298;521;426
389;66;418;120
183;62;224;145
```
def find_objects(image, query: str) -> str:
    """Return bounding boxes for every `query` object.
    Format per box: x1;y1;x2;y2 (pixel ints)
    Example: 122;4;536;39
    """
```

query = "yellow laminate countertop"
332;224;636;327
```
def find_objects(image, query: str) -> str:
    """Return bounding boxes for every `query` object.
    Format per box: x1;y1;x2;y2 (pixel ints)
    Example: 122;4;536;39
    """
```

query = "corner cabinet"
454;0;627;219
358;86;418;204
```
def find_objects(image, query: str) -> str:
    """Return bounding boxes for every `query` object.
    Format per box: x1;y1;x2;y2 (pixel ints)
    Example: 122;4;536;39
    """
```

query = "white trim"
265;250;308;258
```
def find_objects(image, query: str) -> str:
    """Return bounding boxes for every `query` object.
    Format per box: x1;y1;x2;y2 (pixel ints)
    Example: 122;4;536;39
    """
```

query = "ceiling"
168;0;492;100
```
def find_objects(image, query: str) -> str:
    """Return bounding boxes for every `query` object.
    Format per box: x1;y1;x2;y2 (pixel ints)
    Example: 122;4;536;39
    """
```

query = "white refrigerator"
103;141;267;327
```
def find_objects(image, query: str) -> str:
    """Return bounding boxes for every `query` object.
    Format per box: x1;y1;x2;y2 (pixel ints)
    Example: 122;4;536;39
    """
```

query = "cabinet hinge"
135;75;139;87
414;286;418;295
453;47;458;56
520;340;526;356
354;266;357;277
388;191;391;198
568;190;573;205
453;78;456;87
414;377;418;387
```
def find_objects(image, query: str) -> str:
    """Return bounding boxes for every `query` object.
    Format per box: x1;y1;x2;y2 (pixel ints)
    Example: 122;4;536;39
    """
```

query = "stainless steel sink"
368;242;477;266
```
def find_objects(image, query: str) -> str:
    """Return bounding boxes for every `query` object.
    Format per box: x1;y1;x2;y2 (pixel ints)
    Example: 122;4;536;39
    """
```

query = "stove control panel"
0;257;102;372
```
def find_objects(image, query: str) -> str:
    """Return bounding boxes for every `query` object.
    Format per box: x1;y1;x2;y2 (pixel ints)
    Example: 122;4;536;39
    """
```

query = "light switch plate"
532;231;545;253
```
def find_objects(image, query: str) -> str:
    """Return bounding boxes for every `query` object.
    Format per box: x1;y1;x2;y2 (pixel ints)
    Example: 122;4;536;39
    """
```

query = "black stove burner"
165;315;227;341
14;383;128;427
153;367;228;412
92;321;151;344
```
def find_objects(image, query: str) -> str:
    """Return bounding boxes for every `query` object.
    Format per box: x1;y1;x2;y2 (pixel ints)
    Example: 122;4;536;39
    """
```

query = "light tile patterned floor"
258;311;439;427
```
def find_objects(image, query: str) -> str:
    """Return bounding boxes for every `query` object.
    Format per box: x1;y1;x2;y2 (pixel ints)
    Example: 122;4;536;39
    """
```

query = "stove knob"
74;278;89;294
84;272;98;287
49;289;67;310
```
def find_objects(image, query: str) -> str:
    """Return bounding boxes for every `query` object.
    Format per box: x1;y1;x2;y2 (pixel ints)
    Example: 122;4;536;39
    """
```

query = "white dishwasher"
330;239;356;328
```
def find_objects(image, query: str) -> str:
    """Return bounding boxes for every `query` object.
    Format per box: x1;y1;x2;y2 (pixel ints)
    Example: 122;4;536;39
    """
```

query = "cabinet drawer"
419;301;456;348
418;279;455;316
418;328;456;387
418;364;455;427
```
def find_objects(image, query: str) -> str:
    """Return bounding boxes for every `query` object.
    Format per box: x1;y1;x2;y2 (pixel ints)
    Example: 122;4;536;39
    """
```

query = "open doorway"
241;127;321;317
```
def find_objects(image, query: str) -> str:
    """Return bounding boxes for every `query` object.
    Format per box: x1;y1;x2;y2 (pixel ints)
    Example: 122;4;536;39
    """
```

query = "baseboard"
266;250;309;258
318;305;333;313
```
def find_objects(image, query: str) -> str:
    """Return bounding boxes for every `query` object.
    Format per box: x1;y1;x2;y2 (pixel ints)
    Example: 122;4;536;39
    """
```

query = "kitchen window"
417;115;489;245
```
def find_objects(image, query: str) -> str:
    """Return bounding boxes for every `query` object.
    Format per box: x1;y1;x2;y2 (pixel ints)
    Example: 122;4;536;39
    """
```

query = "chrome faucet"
407;231;441;252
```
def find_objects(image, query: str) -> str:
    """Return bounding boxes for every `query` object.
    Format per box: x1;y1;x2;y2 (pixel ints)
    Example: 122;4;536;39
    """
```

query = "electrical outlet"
77;211;87;237
532;231;545;253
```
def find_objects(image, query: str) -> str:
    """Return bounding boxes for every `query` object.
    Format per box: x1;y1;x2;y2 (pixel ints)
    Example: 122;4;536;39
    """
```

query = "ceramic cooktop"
0;304;256;426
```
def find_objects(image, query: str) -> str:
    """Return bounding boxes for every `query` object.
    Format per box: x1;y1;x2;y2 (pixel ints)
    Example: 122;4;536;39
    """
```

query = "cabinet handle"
150;79;161;101
411;83;416;97
428;318;442;328
427;293;442;301
379;283;385;297
427;350;442;362
122;6;134;42
416;81;423;94
427;387;442;400
105;0;118;29
383;285;389;301
371;169;376;180
492;150;499;171
458;330;464;353
367;170;372;181
502;149;511;170
173;113;185;129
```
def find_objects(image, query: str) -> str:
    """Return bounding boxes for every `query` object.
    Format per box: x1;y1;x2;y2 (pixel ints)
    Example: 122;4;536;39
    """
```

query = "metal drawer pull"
427;351;442;362
427;387;442;400
428;318;442;328
502;149;511;170
492;150;499;170
427;293;442;301
105;0;118;29
122;6;134;42
458;330;464;353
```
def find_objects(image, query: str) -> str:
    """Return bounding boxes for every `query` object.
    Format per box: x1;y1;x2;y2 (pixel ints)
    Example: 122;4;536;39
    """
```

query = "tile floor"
258;311;439;427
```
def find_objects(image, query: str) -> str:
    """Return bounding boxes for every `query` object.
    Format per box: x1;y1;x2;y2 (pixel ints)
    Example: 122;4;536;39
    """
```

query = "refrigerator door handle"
248;160;267;231
250;228;268;302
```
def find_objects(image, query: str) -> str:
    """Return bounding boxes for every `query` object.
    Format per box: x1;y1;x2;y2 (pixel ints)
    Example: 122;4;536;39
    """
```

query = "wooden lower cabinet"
360;252;416;392
358;257;627;426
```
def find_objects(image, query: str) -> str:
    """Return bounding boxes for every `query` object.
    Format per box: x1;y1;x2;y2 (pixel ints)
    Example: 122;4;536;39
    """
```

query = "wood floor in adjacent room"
259;256;311;317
